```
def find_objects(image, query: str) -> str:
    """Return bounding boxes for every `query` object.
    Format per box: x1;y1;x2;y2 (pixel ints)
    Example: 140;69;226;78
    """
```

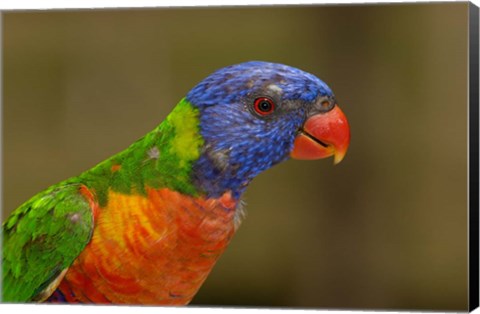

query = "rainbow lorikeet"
2;61;350;304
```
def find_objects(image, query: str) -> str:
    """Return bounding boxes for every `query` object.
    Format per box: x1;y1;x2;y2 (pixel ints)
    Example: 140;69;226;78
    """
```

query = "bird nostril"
313;96;336;114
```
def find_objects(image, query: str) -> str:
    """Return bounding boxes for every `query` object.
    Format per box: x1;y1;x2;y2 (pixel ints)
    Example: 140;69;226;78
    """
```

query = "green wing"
2;183;94;302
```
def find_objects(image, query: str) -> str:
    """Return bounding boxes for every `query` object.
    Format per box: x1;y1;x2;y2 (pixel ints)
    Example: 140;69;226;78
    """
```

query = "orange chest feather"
57;188;238;305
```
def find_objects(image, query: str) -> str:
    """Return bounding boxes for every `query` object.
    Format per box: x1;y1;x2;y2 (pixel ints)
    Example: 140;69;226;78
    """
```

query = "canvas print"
1;2;478;312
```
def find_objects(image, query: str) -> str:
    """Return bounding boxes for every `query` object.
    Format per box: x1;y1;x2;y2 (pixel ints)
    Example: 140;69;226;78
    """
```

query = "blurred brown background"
2;3;469;311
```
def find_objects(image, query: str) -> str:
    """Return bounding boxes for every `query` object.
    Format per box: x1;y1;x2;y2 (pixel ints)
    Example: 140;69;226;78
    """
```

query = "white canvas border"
0;1;478;314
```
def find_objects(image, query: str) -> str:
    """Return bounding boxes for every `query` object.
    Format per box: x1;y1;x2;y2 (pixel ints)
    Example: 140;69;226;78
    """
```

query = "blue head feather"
186;61;335;199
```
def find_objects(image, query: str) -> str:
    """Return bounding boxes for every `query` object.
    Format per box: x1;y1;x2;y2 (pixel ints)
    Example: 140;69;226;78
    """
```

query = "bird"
1;61;350;305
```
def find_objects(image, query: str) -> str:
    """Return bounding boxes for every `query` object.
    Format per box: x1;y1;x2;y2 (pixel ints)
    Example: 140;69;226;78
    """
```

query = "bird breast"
48;187;238;305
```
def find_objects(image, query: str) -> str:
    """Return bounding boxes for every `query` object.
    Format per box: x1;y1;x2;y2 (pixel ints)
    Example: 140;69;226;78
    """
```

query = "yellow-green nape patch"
77;98;205;205
147;98;204;195
166;98;203;168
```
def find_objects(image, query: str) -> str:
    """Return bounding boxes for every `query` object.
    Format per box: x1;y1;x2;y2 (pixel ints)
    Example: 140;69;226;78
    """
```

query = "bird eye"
253;97;275;116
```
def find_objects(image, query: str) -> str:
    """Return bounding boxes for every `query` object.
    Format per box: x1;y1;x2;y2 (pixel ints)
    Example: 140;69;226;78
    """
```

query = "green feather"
79;97;204;206
2;98;203;301
2;184;94;302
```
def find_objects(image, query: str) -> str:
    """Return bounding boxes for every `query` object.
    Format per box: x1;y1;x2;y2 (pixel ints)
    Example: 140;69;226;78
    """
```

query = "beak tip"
333;149;347;165
333;156;343;165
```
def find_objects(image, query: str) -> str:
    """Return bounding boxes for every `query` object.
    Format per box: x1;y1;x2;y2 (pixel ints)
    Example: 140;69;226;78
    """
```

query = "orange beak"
290;105;350;164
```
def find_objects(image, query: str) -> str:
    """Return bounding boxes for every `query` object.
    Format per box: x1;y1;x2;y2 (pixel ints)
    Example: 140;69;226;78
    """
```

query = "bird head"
185;61;350;199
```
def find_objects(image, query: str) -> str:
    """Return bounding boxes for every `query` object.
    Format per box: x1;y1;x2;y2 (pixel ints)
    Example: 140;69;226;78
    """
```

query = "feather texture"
47;188;238;304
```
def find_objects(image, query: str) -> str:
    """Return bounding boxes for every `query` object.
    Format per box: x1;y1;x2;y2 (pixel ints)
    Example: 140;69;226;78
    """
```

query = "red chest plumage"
49;188;238;305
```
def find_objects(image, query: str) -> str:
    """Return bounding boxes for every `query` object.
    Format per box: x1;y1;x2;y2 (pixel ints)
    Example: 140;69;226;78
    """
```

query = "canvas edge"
469;1;480;312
